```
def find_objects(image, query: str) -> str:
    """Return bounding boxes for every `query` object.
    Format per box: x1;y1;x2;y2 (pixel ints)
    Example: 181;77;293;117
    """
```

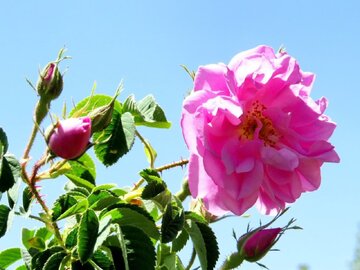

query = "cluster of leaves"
0;93;219;270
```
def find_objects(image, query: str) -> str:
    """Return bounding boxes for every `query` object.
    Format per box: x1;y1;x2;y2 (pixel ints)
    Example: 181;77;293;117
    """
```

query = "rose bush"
181;45;339;215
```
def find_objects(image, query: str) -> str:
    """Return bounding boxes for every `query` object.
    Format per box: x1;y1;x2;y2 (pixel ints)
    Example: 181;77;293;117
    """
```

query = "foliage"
0;49;299;270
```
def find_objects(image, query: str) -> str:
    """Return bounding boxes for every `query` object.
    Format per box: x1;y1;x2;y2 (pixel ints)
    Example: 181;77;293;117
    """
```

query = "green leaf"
140;169;167;199
31;246;64;270
161;203;185;243
123;95;171;128
22;228;35;250
65;227;78;249
15;265;28;270
185;211;207;224
0;204;10;238
0;156;16;192
88;190;121;211
21;186;34;214
78;209;99;263
0;248;21;269
69;94;122;118
103;204;159;240
91;249;115;270
93;110;135;166
172;229;189;252
43;251;67;270
52;194;77;221
35;227;53;242
92;183;117;192
197;222;219;270
184;220;219;270
56;199;88;221
0;128;8;154
107;226;156;270
65;153;96;191
5;154;21;208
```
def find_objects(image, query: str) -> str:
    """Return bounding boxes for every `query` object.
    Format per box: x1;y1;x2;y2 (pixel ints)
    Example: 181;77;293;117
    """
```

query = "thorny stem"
185;248;197;270
21;99;65;247
131;158;189;191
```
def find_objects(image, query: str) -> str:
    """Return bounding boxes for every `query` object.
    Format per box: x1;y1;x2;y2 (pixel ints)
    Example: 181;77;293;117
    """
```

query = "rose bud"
48;117;91;160
239;228;282;262
36;62;63;101
87;100;116;133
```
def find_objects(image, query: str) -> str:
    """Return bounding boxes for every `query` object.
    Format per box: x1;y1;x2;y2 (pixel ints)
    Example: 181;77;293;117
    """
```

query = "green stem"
185;248;196;270
135;129;155;168
14;212;45;224
23;98;49;160
21;98;65;247
175;178;190;202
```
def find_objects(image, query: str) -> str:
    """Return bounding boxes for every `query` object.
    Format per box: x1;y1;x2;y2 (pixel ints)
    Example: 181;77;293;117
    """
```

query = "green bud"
36;62;63;101
87;93;118;133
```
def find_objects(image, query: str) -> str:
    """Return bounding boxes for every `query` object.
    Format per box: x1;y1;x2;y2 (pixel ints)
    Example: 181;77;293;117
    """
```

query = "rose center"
238;100;278;146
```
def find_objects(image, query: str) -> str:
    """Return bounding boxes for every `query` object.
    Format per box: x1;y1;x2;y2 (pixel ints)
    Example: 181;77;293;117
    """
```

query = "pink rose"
240;228;282;262
181;45;339;215
49;117;91;159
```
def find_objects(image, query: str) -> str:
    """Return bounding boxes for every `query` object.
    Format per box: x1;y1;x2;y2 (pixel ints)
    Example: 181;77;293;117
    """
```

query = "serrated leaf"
0;204;10;238
92;184;117;192
103;205;160;240
161;203;185;243
124;95;171;128
78;209;99;263
22;186;34;214
91;249;115;270
43;251;66;270
0;248;21;269
184;220;219;270
196;222;219;270
31;246;64;270
142;181;167;200
88;190;121;211
172;229;189;252
0;128;8;154
120;226;156;270
65;153;96;191
57;199;88;221
52;194;77;221
65;227;78;249
5;154;21;208
94;215;112;252
140;169;167;199
185;211;207;224
0;157;15;192
35;227;53;242
70;94;122;118
94;111;135;166
22;228;35;250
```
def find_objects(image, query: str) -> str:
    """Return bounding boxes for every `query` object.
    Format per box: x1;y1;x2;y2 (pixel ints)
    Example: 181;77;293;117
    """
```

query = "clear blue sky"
1;1;359;269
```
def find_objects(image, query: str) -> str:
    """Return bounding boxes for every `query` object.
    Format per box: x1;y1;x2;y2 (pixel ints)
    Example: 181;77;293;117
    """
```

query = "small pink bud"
48;117;91;159
37;62;63;101
240;228;282;262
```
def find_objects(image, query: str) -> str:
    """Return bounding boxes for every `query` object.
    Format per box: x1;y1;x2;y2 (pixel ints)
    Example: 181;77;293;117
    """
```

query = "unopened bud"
87;99;115;133
36;62;63;101
48;117;92;160
238;228;282;262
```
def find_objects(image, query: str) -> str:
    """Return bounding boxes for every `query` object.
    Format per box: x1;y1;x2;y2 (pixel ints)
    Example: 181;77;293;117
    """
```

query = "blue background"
0;1;359;269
